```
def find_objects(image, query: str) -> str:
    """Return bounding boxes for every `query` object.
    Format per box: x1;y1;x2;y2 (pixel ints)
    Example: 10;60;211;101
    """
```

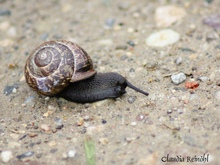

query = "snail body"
25;40;149;103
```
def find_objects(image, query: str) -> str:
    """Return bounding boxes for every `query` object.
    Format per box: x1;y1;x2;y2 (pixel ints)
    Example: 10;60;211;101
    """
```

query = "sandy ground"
1;0;220;164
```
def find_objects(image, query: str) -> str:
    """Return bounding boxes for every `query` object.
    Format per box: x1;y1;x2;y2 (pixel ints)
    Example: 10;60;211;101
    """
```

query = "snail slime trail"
25;40;149;103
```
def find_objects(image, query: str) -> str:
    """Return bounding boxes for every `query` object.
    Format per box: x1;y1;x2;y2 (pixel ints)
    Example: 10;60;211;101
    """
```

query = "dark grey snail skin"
57;72;149;103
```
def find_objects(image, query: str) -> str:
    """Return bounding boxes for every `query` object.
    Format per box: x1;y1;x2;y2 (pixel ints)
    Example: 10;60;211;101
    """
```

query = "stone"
171;73;186;85
146;29;180;47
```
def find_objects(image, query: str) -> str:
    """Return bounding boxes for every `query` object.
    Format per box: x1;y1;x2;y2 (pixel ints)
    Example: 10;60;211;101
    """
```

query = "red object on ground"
185;81;199;89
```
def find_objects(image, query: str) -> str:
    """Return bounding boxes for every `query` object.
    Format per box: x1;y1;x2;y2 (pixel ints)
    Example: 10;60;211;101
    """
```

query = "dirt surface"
1;0;220;165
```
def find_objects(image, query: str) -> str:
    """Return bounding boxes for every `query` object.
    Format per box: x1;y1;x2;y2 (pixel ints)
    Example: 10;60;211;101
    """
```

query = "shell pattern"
25;40;96;96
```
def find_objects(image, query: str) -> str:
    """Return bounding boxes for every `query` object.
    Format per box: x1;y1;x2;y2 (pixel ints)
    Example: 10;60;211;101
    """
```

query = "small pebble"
127;40;135;47
171;72;186;85
99;138;109;145
198;76;208;82
155;5;186;27
41;124;50;131
83;115;90;121
125;137;136;142
206;32;219;41
177;109;184;114
50;149;58;154
16;151;34;159
77;118;84;126
0;9;11;16
23;96;35;107
12;88;17;93
115;45;127;50
127;28;134;33
102;119;107;124
48;141;57;147
131;122;137;126
86;125;105;134
97;39;112;46
146;29;180;47
48;105;56;110
68;150;76;158
203;13;220;29
1;151;13;163
43;110;54;117
167;109;172;114
104;18;115;29
175;57;182;65
54;116;63;124
7;26;17;37
127;96;137;104
3;84;19;96
136;114;147;121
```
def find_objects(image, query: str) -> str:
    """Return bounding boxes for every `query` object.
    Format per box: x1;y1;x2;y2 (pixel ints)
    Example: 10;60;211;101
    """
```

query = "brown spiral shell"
24;40;96;96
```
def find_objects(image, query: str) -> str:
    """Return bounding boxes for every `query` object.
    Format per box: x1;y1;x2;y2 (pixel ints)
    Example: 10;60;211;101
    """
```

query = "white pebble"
146;29;180;47
68;150;76;158
171;72;186;85
198;76;208;82
1;151;13;163
97;39;112;46
48;105;56;110
23;96;35;104
12;88;17;94
175;57;182;65
7;27;17;37
155;5;186;27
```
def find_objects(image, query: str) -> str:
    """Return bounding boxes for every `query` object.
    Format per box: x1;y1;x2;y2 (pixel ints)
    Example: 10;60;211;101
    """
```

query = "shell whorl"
25;40;96;95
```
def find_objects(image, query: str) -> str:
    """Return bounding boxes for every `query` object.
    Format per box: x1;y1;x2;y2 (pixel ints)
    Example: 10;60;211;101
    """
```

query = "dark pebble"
206;0;213;4
127;40;135;47
16;151;34;159
102;119;107;124
18;134;28;141
56;124;64;130
127;96;137;104
29;143;35;147
178;47;195;53
0;8;11;16
50;148;58;154
216;80;220;86
3;84;19;96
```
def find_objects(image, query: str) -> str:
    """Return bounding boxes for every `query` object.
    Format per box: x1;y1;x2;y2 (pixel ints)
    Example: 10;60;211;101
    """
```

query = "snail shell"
24;40;96;96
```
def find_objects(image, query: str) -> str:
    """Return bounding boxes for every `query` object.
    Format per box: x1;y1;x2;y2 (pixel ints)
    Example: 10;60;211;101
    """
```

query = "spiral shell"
24;40;96;95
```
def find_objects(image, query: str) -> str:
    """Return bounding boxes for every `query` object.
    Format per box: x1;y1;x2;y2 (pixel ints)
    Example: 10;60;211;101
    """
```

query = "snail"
24;40;149;103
